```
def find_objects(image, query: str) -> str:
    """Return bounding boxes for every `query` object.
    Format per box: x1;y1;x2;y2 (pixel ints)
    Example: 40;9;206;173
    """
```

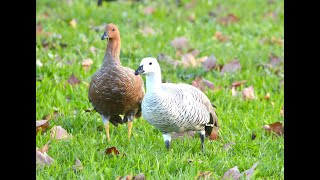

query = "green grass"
36;0;284;179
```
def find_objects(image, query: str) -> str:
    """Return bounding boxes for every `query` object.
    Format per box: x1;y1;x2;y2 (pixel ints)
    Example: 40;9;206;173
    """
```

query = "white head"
134;57;160;75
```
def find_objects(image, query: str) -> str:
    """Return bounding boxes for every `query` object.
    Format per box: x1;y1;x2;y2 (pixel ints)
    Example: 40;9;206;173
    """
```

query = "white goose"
134;57;219;152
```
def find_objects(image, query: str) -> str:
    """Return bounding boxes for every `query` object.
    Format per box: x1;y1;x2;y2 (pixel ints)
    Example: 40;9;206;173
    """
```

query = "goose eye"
112;28;115;31
149;62;152;65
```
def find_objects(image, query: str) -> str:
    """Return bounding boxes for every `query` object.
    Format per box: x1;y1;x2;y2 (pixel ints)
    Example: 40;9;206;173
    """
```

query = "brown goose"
88;23;145;142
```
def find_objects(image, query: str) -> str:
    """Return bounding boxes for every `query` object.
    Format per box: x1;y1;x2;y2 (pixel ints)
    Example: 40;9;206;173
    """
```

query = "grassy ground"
36;0;284;179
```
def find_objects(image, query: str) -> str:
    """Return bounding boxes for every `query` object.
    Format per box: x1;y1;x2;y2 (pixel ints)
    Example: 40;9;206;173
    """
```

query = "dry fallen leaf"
242;162;259;179
221;59;241;74
191;77;215;92
182;53;197;67
196;171;212;179
218;13;239;25
82;58;93;71
202;54;217;71
262;122;284;136
139;26;155;36
242;86;255;100
133;173;146;180
36;120;50;134
50;125;71;140
36;149;54;166
171;37;189;50
269;54;282;68
72;158;83;171
38;141;51;153
280;106;284;116
69;19;77;28
67;74;81;85
223;142;235;151
105;146;121;156
172;131;196;140
215;31;229;42
143;6;155;15
231;80;247;88
222;166;241;180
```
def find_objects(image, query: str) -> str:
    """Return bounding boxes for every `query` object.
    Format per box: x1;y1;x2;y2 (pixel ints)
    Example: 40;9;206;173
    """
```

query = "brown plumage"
88;23;145;141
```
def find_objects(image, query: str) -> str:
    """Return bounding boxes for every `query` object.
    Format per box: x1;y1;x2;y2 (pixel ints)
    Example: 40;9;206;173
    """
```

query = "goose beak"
134;65;144;75
101;32;109;40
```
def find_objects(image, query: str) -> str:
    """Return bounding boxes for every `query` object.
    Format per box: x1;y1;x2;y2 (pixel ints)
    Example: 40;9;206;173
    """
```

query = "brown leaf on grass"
221;60;241;74
42;114;51;120
242;86;255;100
133;173;146;180
157;53;181;69
215;31;229;42
139;26;155;36
36;120;50;134
192;77;215;92
36;149;54;166
196;171;212;179
231;80;247;88
82;58;93;71
222;166;241;180
223;142;235;151
172;131;196;140
50;125;71;140
251;132;257;140
69;19;77;28
264;93;270;100
202;54;217;71
182;53;197;68
218;13;239;25
105;146;120;155
67;74;81;85
171;37;189;50
188;49;200;57
269;54;282;68
262;122;284;136
143;6;155;15
72;158;83;171
208;126;219;140
243;162;259;179
38;141;51;153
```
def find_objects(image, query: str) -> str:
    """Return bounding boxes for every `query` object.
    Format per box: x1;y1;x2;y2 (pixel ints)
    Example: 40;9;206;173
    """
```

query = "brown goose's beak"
101;32;108;40
134;65;144;75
